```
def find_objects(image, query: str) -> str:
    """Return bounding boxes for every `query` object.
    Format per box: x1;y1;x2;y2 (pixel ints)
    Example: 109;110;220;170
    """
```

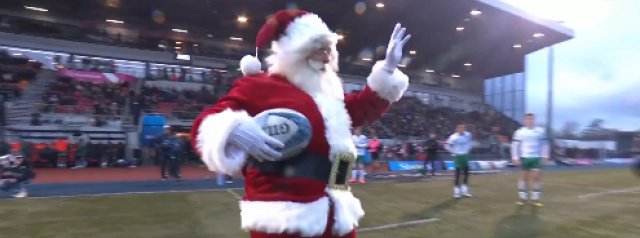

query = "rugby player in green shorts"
350;127;368;183
446;123;473;198
511;113;549;207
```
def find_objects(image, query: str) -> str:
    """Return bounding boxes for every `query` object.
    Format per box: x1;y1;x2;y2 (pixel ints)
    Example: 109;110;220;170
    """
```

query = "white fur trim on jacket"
312;93;357;159
239;191;363;237
196;109;250;175
328;190;365;236
240;197;330;237
367;61;410;102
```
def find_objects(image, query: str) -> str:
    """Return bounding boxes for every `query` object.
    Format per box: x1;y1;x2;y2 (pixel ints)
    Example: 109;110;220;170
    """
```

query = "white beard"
308;59;326;71
266;43;358;168
267;53;344;100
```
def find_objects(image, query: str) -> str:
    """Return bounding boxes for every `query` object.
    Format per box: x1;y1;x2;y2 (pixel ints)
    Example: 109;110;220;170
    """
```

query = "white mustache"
308;59;328;71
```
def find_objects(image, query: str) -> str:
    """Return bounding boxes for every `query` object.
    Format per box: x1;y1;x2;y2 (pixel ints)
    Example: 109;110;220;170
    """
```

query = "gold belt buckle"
328;152;355;191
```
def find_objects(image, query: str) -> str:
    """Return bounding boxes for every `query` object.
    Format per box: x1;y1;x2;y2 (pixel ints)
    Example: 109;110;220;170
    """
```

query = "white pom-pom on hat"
240;55;262;76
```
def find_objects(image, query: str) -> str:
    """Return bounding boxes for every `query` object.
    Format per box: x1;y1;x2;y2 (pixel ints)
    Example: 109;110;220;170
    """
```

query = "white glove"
228;118;284;162
383;23;412;72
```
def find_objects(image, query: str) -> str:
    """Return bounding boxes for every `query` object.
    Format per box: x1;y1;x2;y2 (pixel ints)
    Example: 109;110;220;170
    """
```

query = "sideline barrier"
603;158;635;164
445;161;456;170
388;160;510;171
387;161;424;171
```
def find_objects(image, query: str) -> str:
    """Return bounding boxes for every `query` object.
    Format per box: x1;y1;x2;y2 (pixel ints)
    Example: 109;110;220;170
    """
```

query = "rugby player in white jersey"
511;113;549;207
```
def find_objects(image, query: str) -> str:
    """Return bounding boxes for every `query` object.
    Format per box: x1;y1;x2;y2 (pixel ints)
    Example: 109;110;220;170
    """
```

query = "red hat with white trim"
240;9;339;76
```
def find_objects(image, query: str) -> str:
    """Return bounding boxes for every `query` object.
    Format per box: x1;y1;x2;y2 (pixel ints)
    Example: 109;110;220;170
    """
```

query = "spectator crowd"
37;74;129;127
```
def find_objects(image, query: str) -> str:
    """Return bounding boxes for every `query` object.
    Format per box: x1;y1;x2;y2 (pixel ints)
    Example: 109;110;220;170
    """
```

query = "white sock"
454;186;460;195
359;170;367;179
518;180;528;200
351;170;357;180
461;184;469;194
531;182;542;200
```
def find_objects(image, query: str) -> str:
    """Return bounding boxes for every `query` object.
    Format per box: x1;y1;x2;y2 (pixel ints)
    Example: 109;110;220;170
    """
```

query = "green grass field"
1;169;639;238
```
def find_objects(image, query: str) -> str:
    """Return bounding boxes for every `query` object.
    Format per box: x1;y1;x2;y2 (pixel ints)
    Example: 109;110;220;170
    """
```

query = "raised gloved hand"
383;23;412;73
228;118;284;162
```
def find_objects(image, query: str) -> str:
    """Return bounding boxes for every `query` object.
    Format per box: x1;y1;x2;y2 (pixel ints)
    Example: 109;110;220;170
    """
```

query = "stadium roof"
1;0;574;79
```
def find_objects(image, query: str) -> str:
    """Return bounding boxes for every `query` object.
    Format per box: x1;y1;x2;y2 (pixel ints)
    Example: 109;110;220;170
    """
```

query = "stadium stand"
0;59;525;166
0;13;248;63
139;85;216;120
0;0;577;168
41;76;129;116
0;49;41;99
0;13;479;91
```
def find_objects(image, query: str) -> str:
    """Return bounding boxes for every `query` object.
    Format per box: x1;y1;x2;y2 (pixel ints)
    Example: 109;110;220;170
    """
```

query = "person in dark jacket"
158;126;182;180
0;137;11;155
130;95;142;126
39;144;59;168
0;95;5;126
423;133;442;176
0;154;35;198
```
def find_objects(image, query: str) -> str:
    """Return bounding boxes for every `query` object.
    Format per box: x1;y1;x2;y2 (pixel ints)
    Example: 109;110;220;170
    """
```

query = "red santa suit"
191;10;409;238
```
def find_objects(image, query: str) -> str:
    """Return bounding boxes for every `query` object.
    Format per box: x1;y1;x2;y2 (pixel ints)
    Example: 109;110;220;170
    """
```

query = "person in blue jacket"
158;126;183;180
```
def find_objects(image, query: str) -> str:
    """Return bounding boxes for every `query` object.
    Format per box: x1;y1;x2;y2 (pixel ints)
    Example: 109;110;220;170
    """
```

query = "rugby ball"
254;108;312;159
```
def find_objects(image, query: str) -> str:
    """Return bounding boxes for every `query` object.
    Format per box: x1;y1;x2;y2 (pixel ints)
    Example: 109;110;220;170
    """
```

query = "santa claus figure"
191;9;411;238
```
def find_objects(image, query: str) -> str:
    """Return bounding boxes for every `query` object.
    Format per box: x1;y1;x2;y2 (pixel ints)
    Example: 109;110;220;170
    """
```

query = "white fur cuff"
328;190;365;236
240;197;330;237
196;109;250;175
367;61;409;102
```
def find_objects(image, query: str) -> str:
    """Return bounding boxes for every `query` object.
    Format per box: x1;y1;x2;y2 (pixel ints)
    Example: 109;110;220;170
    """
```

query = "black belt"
246;150;355;190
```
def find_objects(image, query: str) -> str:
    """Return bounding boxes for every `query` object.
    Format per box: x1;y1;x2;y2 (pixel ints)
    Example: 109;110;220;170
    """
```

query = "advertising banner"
444;161;456;170
603;158;635;164
389;160;509;171
388;161;425;171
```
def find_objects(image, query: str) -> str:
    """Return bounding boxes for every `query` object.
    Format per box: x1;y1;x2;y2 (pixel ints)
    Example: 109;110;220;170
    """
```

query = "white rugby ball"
254;108;312;159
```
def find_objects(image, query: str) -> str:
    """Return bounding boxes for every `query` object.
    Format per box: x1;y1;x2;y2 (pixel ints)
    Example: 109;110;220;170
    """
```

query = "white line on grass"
227;189;242;200
14;174;503;200
220;187;441;233
545;182;609;191
19;176;451;200
223;185;438;233
25;185;440;234
578;186;640;199
357;218;440;232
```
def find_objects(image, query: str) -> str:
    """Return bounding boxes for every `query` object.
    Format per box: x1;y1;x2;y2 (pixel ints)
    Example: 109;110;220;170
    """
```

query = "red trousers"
249;200;356;238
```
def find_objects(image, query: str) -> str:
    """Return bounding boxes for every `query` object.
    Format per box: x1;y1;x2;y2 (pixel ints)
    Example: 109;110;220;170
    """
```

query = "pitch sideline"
357;218;441;233
13;167;623;200
577;186;640;199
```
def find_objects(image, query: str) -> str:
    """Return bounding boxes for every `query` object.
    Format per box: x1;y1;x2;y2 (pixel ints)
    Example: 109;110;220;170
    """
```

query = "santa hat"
240;9;339;76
